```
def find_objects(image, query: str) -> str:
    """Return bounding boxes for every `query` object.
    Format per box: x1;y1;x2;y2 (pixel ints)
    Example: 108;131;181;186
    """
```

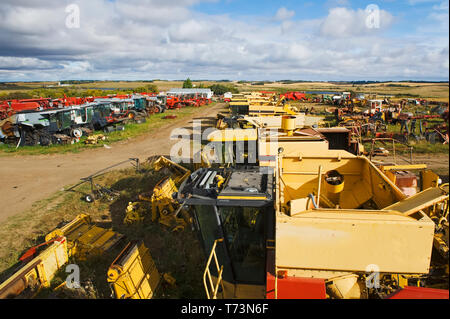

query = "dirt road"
0;103;225;223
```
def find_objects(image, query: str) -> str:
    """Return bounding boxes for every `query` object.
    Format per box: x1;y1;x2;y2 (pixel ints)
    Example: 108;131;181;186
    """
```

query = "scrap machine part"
107;241;160;299
45;214;124;260
0;237;68;299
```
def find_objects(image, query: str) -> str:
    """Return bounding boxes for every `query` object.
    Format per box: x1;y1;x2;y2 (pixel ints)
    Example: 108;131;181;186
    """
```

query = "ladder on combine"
203;238;225;299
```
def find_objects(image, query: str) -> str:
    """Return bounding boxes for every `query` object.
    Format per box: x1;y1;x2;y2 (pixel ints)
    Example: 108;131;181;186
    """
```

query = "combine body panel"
107;241;160;299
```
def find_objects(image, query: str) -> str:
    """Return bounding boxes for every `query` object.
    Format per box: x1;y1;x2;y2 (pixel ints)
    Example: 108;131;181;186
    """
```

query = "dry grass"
235;81;449;101
0;163;206;299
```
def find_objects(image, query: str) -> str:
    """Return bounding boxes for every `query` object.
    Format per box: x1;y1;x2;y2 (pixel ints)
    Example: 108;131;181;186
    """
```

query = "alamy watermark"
365;4;380;29
65;264;81;289
65;4;80;29
365;264;380;289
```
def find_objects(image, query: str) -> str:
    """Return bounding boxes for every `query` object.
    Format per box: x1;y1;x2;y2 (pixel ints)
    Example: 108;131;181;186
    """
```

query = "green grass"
0;162;206;299
0;104;216;156
407;140;449;154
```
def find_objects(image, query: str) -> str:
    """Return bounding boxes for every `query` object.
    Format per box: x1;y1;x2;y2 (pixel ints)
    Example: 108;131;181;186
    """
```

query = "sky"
0;0;448;81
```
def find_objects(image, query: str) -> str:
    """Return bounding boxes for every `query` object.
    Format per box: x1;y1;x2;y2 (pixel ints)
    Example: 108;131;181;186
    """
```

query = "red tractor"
166;96;183;109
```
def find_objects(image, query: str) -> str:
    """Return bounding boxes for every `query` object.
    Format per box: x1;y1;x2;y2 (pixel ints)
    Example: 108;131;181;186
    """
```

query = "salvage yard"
0;102;227;298
0;82;448;300
0;102;226;222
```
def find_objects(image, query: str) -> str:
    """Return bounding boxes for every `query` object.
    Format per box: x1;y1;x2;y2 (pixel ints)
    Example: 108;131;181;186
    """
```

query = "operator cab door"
193;204;270;287
218;206;267;285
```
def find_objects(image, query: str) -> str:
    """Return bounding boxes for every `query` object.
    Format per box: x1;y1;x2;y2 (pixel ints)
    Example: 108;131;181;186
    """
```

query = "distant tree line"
181;78;239;95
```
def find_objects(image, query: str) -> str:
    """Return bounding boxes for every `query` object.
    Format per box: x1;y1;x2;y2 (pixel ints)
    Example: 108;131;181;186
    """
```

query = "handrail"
203;238;225;299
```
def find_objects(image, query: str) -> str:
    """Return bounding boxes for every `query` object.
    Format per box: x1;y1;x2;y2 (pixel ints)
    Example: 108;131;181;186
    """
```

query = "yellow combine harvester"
204;116;363;168
177;130;449;299
228;95;301;118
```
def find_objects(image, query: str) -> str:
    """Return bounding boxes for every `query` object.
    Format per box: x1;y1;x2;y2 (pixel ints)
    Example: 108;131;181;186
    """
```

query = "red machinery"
166;96;183;109
0;99;51;119
387;286;449;299
281;91;306;101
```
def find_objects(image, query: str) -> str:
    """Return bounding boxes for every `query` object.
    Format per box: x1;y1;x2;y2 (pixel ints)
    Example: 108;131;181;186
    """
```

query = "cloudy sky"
0;0;448;81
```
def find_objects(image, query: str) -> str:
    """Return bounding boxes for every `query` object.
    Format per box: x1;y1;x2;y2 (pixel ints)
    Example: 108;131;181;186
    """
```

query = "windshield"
218;206;266;284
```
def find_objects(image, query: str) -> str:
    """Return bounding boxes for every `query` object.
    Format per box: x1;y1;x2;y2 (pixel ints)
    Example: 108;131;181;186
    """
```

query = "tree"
2;91;33;100
134;87;147;93
183;78;193;88
146;84;159;93
209;84;239;95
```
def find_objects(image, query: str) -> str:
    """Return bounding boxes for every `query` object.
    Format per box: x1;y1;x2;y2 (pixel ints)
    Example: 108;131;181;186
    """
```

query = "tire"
39;135;51;146
128;111;138;120
24;132;38;146
151;105;161;114
71;128;83;138
85;194;95;203
104;126;115;133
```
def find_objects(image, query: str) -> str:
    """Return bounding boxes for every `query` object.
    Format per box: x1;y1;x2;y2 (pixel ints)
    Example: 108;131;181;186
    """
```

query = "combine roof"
178;167;273;207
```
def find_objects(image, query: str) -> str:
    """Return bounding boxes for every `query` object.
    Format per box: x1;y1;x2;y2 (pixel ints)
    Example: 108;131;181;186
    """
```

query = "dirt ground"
0;103;226;223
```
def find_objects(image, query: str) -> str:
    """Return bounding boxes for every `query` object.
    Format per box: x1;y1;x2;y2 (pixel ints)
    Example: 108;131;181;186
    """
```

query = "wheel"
39;135;51;146
85;194;95;203
128;111;138;120
151;105;162;114
71;128;83;138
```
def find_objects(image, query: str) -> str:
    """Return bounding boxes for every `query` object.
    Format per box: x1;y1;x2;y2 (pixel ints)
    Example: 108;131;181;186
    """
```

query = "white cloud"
274;7;295;21
320;7;394;38
0;1;447;81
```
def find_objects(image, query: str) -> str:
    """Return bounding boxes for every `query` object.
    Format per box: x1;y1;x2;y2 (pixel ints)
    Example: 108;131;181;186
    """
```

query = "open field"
2;81;449;101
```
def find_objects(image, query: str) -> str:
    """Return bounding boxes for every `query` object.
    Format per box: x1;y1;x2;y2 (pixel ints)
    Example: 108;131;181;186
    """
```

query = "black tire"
104;126;115;133
24;131;38;146
39;135;51;146
128;111;138;120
